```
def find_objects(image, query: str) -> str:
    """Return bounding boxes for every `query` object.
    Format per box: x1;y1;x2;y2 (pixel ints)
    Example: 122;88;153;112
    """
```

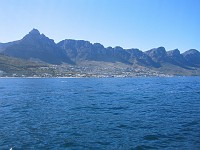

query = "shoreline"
0;76;199;79
0;76;82;79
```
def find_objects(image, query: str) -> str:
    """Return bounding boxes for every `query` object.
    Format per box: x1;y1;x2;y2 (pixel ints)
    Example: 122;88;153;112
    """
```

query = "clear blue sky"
0;0;199;52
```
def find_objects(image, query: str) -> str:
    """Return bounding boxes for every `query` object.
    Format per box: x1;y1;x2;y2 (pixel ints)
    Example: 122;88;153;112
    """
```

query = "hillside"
0;54;58;77
0;29;200;77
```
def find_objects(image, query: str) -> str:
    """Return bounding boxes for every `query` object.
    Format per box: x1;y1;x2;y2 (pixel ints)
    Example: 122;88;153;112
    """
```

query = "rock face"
182;49;200;67
145;47;169;63
58;40;131;64
145;47;200;68
127;49;159;67
58;40;159;65
0;41;19;52
1;29;200;69
58;39;101;62
167;49;187;67
3;29;72;64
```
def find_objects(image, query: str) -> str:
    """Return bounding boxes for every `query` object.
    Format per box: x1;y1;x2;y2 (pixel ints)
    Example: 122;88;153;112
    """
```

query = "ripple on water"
132;145;158;150
63;140;76;148
0;77;200;149
143;134;159;141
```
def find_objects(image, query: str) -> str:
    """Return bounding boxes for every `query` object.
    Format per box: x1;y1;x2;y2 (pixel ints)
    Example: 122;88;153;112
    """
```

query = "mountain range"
0;29;200;77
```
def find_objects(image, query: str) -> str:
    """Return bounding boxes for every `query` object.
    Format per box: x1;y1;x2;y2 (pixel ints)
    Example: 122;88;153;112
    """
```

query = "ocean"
0;77;200;150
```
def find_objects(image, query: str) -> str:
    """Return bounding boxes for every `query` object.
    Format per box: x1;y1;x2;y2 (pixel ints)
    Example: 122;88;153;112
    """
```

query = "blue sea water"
0;77;200;150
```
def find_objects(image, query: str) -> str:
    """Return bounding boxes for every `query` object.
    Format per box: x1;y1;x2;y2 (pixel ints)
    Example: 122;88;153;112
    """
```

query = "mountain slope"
58;40;157;66
57;40;131;64
165;49;193;69
0;41;19;52
0;28;200;77
0;54;49;76
145;47;169;64
3;29;72;64
182;49;200;67
127;48;159;67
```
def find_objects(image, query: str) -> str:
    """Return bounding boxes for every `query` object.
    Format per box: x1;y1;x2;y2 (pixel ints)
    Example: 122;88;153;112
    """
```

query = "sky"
0;0;199;52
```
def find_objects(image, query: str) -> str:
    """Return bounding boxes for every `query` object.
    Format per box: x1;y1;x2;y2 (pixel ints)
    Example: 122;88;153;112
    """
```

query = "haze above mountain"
1;29;200;69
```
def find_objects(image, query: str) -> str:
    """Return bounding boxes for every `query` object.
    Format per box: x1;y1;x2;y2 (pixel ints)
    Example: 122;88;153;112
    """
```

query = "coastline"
1;75;199;79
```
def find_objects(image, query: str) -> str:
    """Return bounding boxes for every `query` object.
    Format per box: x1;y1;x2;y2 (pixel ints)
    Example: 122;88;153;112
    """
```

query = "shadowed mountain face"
0;29;200;69
145;47;200;68
0;41;19;52
167;49;187;67
145;47;169;63
127;49;159;67
57;40;131;64
57;40;105;61
3;29;72;64
58;40;159;66
182;49;200;67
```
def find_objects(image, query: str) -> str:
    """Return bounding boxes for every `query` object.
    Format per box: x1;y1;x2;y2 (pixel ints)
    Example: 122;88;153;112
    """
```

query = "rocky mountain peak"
1;28;200;69
183;49;199;55
29;28;40;35
167;49;180;57
145;46;168;63
182;49;200;66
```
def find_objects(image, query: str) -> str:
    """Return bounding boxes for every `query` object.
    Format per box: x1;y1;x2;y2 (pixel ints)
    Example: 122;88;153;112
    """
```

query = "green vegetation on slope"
0;54;57;77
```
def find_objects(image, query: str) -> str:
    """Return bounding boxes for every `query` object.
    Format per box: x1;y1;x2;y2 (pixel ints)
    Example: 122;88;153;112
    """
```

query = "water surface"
0;77;200;149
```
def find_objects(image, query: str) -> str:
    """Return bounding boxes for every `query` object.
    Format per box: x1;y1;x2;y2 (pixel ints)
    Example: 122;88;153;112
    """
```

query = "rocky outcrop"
3;29;72;64
1;29;199;69
182;49;200;67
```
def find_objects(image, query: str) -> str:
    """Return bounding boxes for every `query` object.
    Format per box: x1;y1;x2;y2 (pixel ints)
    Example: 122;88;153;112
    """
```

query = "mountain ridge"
0;29;200;77
3;29;72;64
